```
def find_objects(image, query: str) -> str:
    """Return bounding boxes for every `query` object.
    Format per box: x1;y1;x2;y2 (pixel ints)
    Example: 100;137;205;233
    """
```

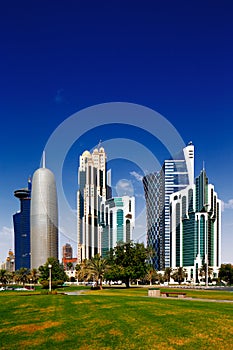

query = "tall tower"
170;169;221;282
13;178;31;270
143;143;194;270
77;147;110;262
100;196;135;257
30;153;58;269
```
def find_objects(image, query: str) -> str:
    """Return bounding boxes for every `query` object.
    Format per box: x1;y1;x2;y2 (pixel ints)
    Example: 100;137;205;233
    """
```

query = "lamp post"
48;264;52;292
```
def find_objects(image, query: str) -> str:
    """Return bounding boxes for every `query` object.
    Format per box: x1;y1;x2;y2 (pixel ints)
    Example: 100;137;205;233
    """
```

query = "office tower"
13;178;31;270
2;250;15;272
62;243;77;271
62;243;73;259
170;169;221;282
30;153;58;269
100;196;135;257
143;143;194;270
143;173;162;270
77;147;111;262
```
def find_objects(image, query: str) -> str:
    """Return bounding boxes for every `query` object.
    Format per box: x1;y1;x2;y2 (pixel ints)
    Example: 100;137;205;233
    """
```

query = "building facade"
77;147;111;262
13;178;31;270
100;196;135;257
170;169;221;282
30;155;58;268
143;143;194;270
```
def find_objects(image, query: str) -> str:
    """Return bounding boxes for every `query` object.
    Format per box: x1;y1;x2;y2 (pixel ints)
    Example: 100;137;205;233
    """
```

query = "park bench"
161;291;186;298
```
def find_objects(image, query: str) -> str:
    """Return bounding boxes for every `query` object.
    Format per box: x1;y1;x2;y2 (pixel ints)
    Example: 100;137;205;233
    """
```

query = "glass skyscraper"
143;143;194;270
77;147;112;262
100;196;135;257
30;154;58;269
13;178;31;270
170;169;221;282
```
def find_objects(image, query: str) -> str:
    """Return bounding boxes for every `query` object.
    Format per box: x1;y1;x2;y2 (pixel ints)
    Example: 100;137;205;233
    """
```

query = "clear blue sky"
0;0;232;263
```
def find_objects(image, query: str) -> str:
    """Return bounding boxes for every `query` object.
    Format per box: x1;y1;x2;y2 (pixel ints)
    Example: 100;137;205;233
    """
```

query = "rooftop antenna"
42;150;46;168
98;140;102;149
203;160;205;171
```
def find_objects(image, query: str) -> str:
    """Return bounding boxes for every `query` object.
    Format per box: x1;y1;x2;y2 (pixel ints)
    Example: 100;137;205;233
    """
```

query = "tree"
172;267;186;285
164;267;172;283
106;242;149;288
28;268;39;286
75;260;88;282
15;268;30;286
85;254;109;289
145;265;158;285
199;263;213;284
0;269;8;286
39;257;68;289
66;262;73;271
219;264;233;285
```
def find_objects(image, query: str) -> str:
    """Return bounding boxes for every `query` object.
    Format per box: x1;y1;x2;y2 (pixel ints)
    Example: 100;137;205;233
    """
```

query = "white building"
170;169;221;282
100;196;135;256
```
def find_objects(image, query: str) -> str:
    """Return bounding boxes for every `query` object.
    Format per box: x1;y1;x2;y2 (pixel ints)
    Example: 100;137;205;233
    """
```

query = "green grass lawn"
0;287;233;349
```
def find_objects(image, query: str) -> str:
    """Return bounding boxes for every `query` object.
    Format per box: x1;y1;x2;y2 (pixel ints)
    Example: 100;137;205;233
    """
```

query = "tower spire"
42;151;46;168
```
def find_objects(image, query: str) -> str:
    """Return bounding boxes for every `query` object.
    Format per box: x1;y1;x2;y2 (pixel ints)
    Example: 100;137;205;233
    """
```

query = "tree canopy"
106;242;150;288
39;257;68;289
219;264;233;285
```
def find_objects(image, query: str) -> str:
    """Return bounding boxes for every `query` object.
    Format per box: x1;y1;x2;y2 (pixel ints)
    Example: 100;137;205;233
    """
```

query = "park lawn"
0;289;233;349
83;285;233;301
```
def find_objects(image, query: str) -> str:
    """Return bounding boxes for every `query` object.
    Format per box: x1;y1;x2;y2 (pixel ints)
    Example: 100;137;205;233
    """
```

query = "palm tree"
66;262;73;271
75;260;88;283
28;268;39;287
145;265;158;286
0;269;8;286
15;268;30;287
172;267;187;285
199;263;213;284
164;267;172;283
85;254;109;289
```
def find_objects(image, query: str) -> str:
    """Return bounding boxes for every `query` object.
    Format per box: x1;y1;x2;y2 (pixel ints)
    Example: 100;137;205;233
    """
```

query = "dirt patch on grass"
10;321;61;334
38;306;62;314
50;332;68;342
109;329;123;336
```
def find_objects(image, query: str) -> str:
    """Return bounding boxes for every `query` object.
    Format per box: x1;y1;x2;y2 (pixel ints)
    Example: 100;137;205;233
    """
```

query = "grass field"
0;287;233;349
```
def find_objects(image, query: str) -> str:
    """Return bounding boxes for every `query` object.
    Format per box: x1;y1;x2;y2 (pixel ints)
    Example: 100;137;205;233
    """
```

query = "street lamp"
48;264;52;292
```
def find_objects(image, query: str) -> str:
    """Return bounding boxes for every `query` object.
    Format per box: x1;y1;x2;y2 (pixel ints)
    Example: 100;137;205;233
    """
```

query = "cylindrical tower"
30;166;58;269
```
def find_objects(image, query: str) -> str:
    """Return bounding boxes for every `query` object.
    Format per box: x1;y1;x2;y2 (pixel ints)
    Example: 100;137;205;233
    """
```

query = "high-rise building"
62;243;73;259
143;143;194;270
62;243;77;271
13;178;31;270
170;169;221;282
100;196;135;257
77;147;111;262
30;153;58;269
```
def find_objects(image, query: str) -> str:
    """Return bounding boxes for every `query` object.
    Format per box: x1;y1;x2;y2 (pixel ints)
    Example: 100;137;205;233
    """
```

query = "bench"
161;292;186;298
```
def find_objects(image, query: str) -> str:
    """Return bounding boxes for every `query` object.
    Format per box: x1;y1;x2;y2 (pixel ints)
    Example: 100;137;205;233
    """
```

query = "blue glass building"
143;143;194;270
13;178;31;270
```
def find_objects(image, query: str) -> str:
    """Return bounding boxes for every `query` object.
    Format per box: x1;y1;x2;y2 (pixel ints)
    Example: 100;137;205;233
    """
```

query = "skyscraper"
170;169;221;282
13;178;31;270
143;143;194;270
77;147;111;262
30;154;58;269
100;196;135;257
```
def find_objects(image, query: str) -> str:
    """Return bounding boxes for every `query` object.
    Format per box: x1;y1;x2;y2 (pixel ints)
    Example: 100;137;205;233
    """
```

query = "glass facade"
30;167;58;269
13;179;31;270
143;144;194;270
100;196;135;257
170;169;221;281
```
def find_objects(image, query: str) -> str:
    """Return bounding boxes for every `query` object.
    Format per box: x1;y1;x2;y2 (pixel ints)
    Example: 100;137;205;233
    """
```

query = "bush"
40;280;64;289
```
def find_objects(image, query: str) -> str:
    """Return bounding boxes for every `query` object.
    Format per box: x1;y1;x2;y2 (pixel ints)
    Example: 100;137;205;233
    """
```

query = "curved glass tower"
30;155;58;269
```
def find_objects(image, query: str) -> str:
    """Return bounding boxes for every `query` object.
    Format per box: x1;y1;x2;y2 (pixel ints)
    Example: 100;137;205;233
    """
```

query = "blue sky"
0;1;233;263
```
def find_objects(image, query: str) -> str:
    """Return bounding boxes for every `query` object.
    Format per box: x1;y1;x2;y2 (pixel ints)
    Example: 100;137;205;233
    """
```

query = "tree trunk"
125;277;130;288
